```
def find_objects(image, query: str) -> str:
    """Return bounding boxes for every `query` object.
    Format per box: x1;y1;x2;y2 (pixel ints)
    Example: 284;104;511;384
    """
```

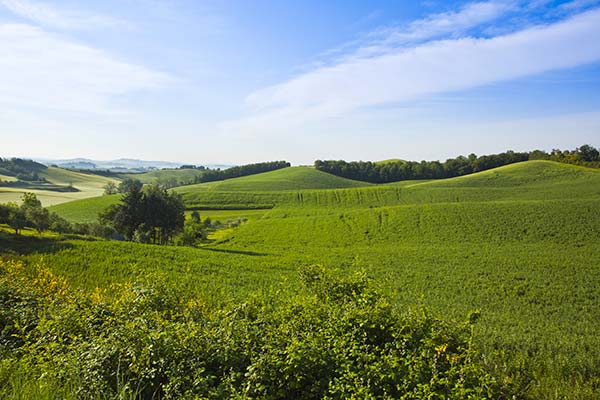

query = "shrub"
0;259;523;399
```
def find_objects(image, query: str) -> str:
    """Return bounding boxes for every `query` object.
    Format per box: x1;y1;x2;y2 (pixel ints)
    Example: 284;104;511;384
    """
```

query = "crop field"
2;160;600;398
119;168;206;185
0;167;119;206
176;166;371;192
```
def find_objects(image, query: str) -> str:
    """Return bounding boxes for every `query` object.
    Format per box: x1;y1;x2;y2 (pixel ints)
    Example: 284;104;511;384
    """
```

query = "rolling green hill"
48;193;121;223
51;160;600;222
0;167;119;207
120;168;205;185
176;166;372;192
3;159;600;397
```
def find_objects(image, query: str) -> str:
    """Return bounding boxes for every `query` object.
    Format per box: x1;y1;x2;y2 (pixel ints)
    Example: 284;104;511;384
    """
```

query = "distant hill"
35;157;233;172
0;166;118;206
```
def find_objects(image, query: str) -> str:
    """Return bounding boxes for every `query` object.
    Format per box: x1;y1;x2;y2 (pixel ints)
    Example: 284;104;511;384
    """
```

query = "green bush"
0;259;522;399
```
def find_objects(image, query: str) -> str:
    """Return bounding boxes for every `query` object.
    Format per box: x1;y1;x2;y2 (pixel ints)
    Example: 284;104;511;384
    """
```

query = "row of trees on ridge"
314;145;599;183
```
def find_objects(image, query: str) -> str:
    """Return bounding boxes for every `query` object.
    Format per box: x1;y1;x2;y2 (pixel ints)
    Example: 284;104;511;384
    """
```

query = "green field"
176;166;371;192
120;168;205;185
0;167;119;207
2;160;600;398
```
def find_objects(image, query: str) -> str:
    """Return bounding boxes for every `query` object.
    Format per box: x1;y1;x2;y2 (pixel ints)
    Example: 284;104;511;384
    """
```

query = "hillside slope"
120;168;205;185
175;167;372;193
0;167;118;206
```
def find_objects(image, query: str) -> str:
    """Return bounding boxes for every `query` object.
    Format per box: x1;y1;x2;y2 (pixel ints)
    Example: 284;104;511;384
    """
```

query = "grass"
3;160;600;398
119;168;205;185
175;166;372;192
0;167;119;207
48;194;121;223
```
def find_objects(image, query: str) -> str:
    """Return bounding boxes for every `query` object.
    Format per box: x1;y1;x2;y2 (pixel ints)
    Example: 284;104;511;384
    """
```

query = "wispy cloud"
224;7;600;136
368;1;514;46
0;0;129;30
559;0;600;11
0;23;171;113
318;1;515;64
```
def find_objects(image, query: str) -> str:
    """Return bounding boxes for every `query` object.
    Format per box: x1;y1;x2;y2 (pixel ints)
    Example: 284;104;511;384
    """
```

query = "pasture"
2;160;600;398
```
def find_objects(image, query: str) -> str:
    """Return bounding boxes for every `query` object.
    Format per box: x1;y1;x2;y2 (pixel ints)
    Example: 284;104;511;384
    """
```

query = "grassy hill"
48;193;121;223
176;166;372;192
51;160;600;221
3;159;600;397
0;167;119;207
120;168;205;185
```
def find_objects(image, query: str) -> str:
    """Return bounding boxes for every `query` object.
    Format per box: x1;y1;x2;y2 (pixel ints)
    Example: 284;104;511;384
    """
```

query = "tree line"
0;157;48;182
0;193;75;235
191;160;291;184
314;145;599;183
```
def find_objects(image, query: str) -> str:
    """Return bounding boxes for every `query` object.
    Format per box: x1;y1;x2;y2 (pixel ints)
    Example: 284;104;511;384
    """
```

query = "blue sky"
1;0;600;164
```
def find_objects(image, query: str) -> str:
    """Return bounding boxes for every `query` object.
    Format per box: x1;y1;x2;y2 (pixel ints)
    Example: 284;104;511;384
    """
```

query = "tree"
27;207;50;233
576;145;600;162
21;192;41;210
18;193;50;233
48;213;72;233
101;183;144;240
104;181;118;195
118;178;143;194
8;205;26;235
101;184;185;245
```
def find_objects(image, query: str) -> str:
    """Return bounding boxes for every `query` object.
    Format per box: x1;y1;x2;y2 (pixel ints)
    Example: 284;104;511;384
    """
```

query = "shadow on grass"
0;230;74;255
198;246;270;257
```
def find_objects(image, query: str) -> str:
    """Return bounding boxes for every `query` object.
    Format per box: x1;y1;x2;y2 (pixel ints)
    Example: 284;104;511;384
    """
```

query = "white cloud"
0;0;129;30
228;8;600;136
319;1;514;64
370;1;514;46
0;23;171;113
559;0;600;11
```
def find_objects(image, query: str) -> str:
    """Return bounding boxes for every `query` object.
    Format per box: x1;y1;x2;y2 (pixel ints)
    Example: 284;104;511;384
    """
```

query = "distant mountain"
34;158;234;172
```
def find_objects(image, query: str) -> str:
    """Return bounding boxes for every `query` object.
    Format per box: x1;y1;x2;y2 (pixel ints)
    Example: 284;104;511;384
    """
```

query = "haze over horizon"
2;0;600;165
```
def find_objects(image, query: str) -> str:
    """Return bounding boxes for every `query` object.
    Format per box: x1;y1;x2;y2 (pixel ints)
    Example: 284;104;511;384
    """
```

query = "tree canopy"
100;184;185;245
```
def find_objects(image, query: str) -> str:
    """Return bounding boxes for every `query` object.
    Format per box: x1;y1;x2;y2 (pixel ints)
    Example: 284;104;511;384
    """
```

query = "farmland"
0;167;118;207
1;160;600;398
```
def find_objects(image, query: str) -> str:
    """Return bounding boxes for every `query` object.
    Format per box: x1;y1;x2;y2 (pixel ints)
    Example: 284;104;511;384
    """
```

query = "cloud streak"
0;23;171;113
0;0;129;30
229;7;600;135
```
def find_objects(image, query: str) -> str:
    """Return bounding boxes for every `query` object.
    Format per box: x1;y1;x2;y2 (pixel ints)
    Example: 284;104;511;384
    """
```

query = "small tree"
8;206;26;235
104;181;118;195
27;207;50;233
118;178;143;194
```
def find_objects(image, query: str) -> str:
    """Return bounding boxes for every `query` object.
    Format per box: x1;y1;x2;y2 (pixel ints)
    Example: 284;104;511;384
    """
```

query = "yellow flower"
435;344;448;355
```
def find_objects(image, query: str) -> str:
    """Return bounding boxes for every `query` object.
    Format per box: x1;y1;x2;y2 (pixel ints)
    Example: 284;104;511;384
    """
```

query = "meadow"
2;160;600;398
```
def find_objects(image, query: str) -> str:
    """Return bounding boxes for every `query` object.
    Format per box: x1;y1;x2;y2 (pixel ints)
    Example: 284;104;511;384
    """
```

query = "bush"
0;259;524;399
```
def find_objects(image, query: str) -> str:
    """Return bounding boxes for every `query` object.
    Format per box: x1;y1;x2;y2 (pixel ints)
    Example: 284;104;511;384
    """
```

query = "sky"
1;0;600;165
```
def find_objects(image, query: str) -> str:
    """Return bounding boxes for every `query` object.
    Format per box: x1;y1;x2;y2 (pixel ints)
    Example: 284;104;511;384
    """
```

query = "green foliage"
0;157;47;181
104;181;118;195
315;145;600;183
176;166;370;193
2;160;600;398
0;259;519;399
101;184;185;244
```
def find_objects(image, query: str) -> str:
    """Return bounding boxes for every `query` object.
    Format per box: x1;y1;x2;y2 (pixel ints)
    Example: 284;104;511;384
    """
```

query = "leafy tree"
101;184;185;245
103;181;118;195
27;207;50;233
117;178;143;194
48;213;72;233
576;144;600;162
8;205;26;235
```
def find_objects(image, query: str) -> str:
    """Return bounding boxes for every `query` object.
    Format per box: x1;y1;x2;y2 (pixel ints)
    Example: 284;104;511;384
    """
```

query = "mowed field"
0;167;119;206
4;160;600;398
